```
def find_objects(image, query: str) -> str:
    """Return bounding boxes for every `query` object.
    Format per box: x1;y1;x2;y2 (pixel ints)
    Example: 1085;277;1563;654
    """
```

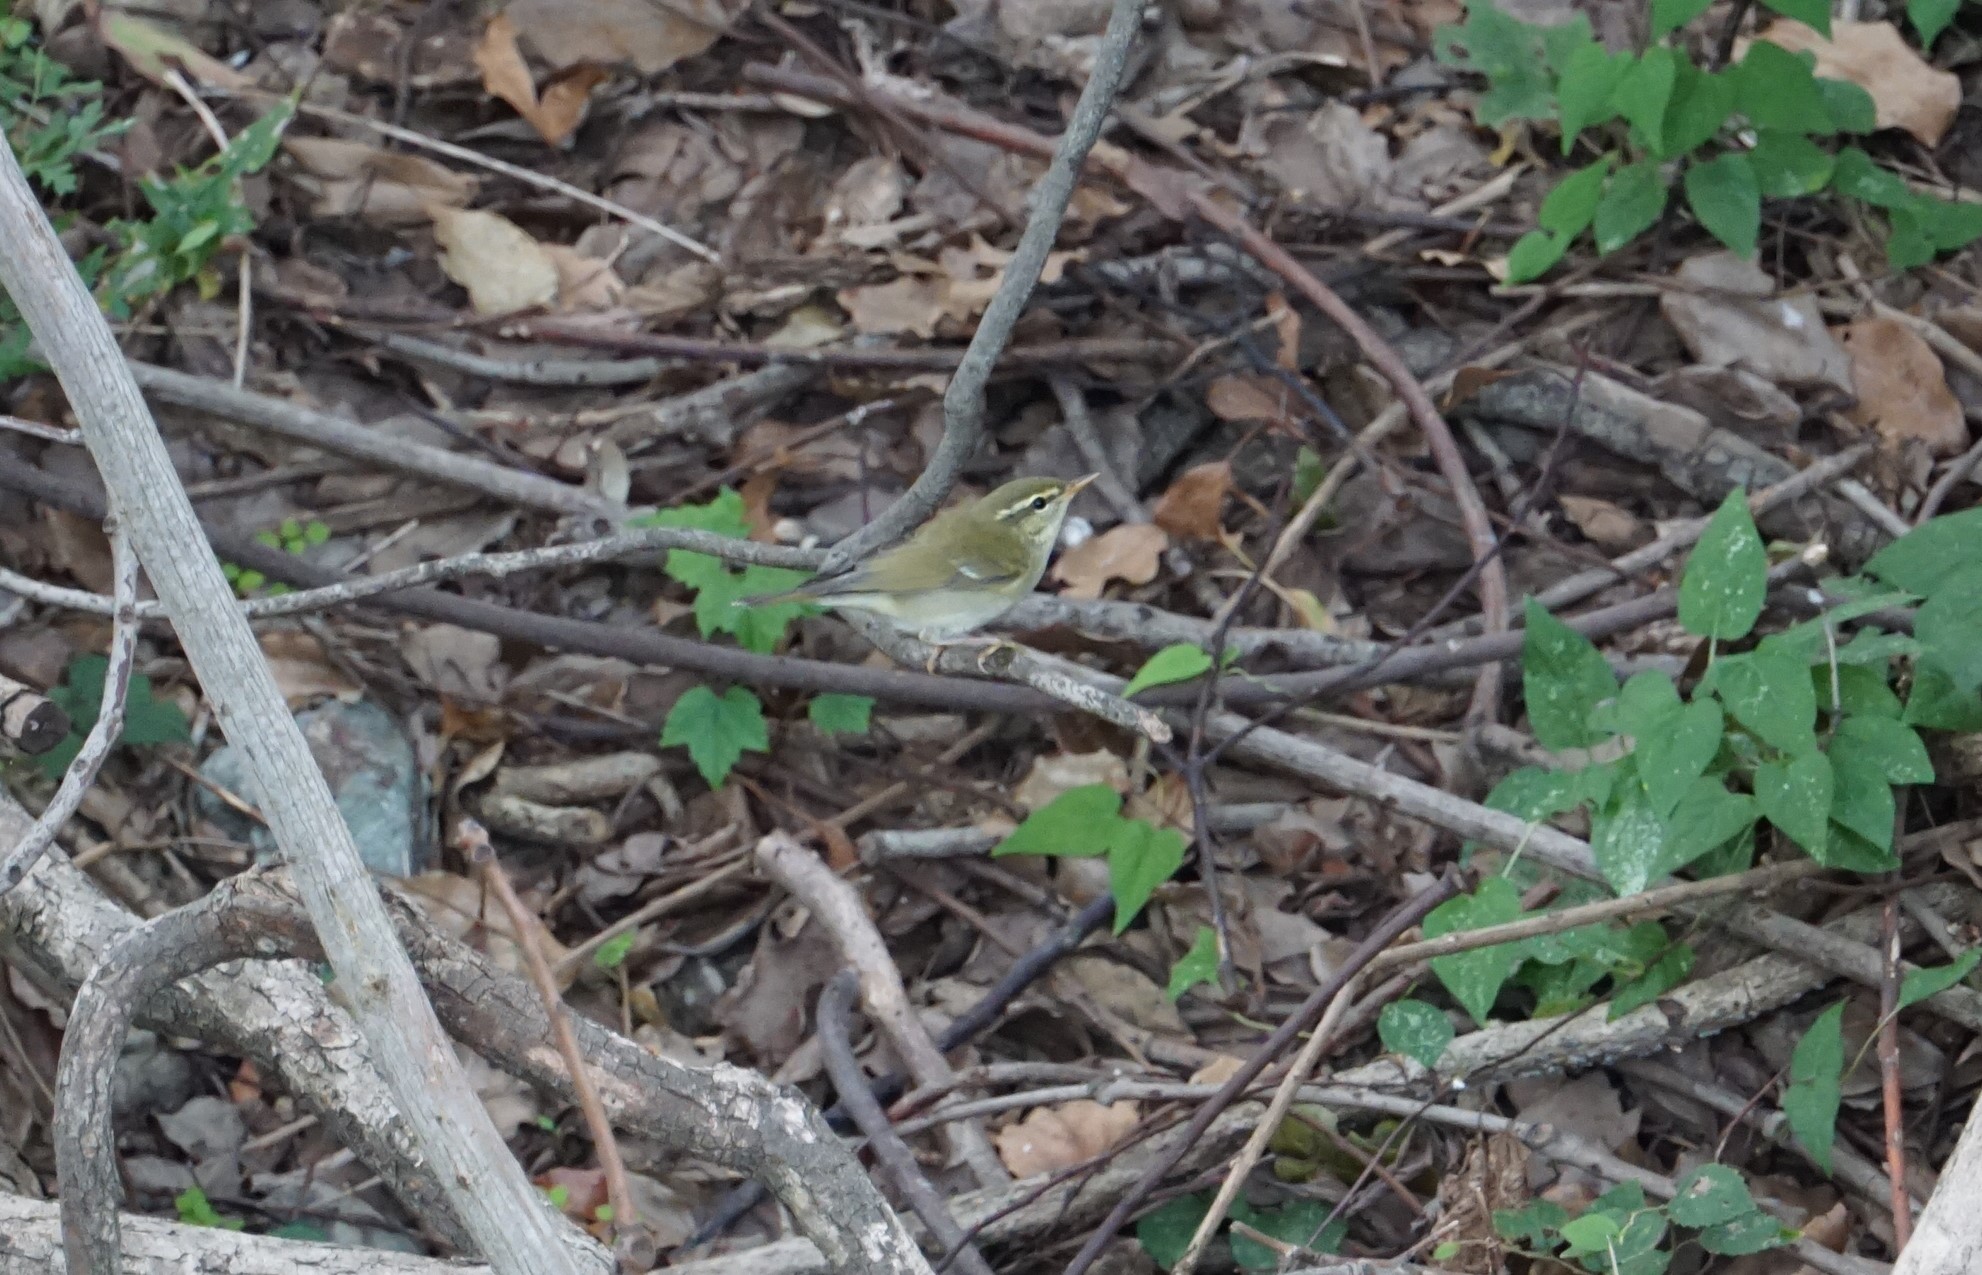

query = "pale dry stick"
551;855;750;979
1836;469;1912;539
0;525;139;892
1361;164;1524;257
1918;434;1982;523
0;121;609;1275
460;821;637;1246
824;0;1142;570
1173;970;1372;1275
756;832;1010;1189
0;412;79;444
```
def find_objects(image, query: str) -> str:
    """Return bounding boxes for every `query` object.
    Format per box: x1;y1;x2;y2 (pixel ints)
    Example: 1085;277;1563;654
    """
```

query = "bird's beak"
1066;473;1099;497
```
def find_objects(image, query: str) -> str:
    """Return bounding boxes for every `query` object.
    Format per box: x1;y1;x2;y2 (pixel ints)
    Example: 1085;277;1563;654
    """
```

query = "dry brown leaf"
1747;20;1959;146
1152;461;1232;540
1659;251;1853;392
1841;316;1968;455
993;1100;1140;1178
1014;750;1129;811
400;871;572;983
430;206;559;315
474;15;606;146
98;11;254;90
542;244;625;311
1558;495;1650;554
1064;954;1187;1032
284;137;478;226
1265;292;1301;369
504;0;740;74
259;631;361;704
1206;374;1299;426
1049;523;1168;599
837;276;948;338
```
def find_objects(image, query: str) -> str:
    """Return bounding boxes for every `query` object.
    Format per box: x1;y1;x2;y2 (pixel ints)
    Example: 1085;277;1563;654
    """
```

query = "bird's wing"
810;508;1025;596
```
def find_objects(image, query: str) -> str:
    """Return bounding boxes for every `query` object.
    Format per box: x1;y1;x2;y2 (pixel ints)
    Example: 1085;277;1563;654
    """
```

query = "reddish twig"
1880;891;1912;1250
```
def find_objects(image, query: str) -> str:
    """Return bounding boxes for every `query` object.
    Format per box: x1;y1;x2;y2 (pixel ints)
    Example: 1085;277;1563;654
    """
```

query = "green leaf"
38;653;190;778
1735;41;1834;133
1684;152;1761;257
1559;1213;1621;1256
1610;940;1693;1018
1540;156;1614;235
1433;7;1588;126
1747;131;1836;196
1426;876;1526;1026
1506;230;1571;283
1593;783;1668;896
1784;1001;1846;1173
1634;696;1725;819
1679;488;1767;640
1899;949;1981;1011
1661;778;1759;875
1652;0;1715;37
1124;644;1214;697
1914;565;1982;692
1867;508;1982;595
1709;650;1818;754
731;564;814;653
993;784;1121;858
1828;745;1896;854
1756;752;1832;859
808;693;873;735
1911;0;1963;45
1106;818;1188;933
1522;598;1620;750
1831;715;1933;784
1758;0;1831;37
1817;78;1878;134
1165;925;1222;1001
1232;1199;1344;1269
1662;61;1737;157
1136;1193;1210;1269
1495;1200;1570;1246
1832;664;1902;719
1904;659;1982;730
660;686;769;789
1670;1164;1760;1228
1614;47;1677;145
1379;999;1455;1069
1833;147;1914;208
1593;160;1669;254
1698;1210;1794;1255
593;930;637;970
1556;45;1622;147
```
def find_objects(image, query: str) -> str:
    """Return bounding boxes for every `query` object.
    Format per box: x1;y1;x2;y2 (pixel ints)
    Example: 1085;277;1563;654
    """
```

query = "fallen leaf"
1659;251;1853;393
403;623;508;701
542;244;625;311
837;276;948;338
504;0;740;74
1206;374;1299;427
259;630;361;704
401;871;572;982
1014;750;1129;811
994;1100;1140;1177
474;15;607;146
285;137;479;225
1266;293;1301;369
1747;20;1959;147
98;10;253;90
1049;523;1168;599
430;206;560;315
1841;316;1968;455
1558;495;1650;553
1064;953;1187;1032
1152;461;1232;540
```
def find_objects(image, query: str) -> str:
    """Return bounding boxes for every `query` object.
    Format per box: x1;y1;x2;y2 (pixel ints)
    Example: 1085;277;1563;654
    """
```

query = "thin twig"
0;523;139;893
460;820;636;1243
822;0;1143;572
1880;891;1913;1249
817;971;997;1275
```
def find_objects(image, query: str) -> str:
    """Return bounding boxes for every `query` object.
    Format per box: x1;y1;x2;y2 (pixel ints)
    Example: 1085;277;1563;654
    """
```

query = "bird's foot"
916;634;1014;675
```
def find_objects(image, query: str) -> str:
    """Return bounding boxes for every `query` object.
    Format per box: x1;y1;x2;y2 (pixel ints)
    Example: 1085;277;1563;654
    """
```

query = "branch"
820;0;1143;571
0;138;606;1274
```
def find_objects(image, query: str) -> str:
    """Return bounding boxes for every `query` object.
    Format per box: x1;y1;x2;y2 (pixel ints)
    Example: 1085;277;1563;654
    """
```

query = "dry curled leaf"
503;0;740;74
475;14;608;146
430;206;559;315
1841;316;1968;456
1746;20;1959;147
1014;750;1129;810
1049;523;1168;599
284;137;478;225
994;1100;1140;1178
1558;495;1650;554
1206;374;1299;427
1152;460;1232;541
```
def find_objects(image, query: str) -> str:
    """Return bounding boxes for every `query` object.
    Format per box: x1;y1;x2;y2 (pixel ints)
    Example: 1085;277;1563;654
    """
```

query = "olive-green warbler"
743;474;1096;642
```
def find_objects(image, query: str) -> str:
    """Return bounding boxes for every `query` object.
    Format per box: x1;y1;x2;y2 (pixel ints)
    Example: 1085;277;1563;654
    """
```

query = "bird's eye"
1031;495;1050;511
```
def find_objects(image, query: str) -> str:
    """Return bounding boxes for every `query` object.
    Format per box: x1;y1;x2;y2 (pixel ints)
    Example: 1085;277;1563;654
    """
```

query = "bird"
741;474;1097;658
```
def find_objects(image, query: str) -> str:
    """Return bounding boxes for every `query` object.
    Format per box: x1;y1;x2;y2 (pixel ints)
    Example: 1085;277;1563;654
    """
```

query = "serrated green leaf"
1899;949;1980;1010
808;693;873;735
993;784;1121;858
1107;817;1187;933
1540;156;1614;235
1709;650;1819;754
1698;1210;1793;1255
1165;925;1221;1000
1680;488;1766;640
1756;752;1832;859
1136;1193;1210;1268
1670;1164;1758;1228
660;686;768;789
1910;0;1963;45
1495;1200;1570;1246
1556;45;1621;147
1123;643;1214;697
1379;999;1455;1069
1735;41;1834;133
1522;598;1620;750
1747;131;1836;196
1231;1198;1345;1268
1426;876;1526;1026
1593;160;1669;254
1684;152;1761;257
1784;1001;1845;1173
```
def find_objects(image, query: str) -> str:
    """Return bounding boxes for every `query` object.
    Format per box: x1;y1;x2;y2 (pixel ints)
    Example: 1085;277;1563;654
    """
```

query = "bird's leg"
915;633;1014;675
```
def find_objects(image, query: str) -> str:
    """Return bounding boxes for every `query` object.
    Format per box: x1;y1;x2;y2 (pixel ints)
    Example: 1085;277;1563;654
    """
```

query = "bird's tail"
737;579;825;608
